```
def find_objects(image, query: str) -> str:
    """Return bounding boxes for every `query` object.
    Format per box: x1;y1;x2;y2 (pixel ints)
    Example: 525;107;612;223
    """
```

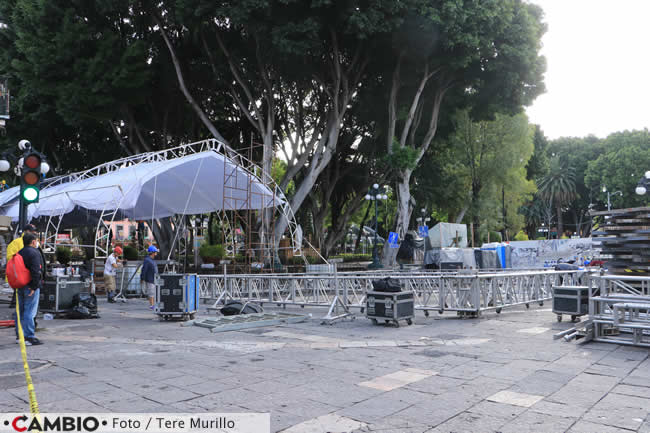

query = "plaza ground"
1;298;649;433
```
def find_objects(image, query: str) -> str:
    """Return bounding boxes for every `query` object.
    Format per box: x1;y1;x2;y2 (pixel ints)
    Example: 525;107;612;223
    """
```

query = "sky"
526;0;650;139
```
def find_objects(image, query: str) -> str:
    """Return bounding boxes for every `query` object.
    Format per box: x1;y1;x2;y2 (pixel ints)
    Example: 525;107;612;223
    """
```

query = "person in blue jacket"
141;245;158;310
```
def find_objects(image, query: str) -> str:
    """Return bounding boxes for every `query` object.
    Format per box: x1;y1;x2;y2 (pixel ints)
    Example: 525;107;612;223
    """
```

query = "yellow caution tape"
15;288;40;415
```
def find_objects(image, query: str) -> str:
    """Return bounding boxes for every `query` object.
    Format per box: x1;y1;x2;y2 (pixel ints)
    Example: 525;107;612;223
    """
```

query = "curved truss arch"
34;139;302;262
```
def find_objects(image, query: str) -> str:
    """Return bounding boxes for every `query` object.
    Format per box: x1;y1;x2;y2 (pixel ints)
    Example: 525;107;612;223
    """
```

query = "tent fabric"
1;151;280;222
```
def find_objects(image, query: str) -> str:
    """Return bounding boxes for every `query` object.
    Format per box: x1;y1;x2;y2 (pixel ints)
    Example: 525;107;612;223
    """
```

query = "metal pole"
374;198;378;262
607;192;611;211
18;199;26;232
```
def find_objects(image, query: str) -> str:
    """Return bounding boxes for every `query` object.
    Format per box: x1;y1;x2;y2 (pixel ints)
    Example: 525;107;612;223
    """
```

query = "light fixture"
373;183;379;189
40;162;50;174
636;185;647;195
21;185;38;202
602;185;607;193
0;160;10;172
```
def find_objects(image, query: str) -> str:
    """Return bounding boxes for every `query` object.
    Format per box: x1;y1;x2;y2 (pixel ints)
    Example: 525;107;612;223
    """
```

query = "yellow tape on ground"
15;289;40;415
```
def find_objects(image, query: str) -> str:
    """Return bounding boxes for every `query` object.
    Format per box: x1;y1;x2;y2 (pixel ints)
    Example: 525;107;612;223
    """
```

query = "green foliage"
384;142;420;171
55;246;71;265
538;157;577;205
199;243;226;259
289;256;318;265
489;231;502;243
436;110;535;235
330;253;372;263
584;130;650;209
526;125;550;181
123;245;139;260
514;231;529;241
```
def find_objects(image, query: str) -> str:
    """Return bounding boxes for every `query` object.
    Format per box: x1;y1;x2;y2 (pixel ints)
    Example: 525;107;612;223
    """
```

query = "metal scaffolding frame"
586;274;650;347
198;269;589;318
30;138;303;261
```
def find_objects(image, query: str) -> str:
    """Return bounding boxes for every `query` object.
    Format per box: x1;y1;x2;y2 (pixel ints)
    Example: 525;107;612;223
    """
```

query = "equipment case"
40;275;89;314
366;290;414;327
155;273;199;321
552;285;589;322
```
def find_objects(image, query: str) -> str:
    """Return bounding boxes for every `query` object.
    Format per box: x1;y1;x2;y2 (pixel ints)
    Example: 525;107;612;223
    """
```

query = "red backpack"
7;253;31;289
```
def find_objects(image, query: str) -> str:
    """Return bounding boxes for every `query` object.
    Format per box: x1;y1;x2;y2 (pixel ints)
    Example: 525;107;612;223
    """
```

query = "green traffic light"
22;186;38;202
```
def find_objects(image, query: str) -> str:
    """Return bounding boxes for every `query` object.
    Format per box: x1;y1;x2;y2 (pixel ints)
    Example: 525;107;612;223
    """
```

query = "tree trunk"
150;218;175;259
556;202;563;238
382;172;413;266
355;202;372;253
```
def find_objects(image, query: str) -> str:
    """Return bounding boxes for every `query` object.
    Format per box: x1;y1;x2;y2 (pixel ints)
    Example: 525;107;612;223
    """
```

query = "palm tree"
537;157;576;238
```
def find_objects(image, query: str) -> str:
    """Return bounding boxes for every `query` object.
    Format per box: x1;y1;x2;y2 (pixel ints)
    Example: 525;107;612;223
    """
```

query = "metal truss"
37;138;302;259
199;269;590;318
585;274;650;347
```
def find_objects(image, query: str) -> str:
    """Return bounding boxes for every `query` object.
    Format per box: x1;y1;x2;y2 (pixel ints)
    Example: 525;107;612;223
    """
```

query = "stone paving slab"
1;298;650;432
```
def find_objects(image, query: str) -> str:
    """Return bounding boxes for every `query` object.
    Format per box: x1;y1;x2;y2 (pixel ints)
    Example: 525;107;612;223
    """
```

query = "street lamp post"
602;185;623;211
0;139;50;231
635;171;650;196
365;183;387;269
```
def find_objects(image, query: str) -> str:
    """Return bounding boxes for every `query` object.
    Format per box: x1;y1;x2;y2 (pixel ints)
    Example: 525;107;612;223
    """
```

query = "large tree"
584;130;650;210
156;0;410;251
537;156;576;237
379;0;546;265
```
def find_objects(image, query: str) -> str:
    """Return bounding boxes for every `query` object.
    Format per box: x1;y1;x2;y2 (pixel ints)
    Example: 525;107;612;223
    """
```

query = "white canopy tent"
1;151;280;221
0;139;303;262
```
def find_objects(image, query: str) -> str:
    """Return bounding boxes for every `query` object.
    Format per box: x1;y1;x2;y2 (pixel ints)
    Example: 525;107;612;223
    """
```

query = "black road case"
552;285;589;322
366;290;414;327
154;273;199;321
40;275;89;315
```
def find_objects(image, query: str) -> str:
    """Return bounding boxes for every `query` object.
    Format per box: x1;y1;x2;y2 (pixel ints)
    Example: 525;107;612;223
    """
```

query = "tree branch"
154;16;229;144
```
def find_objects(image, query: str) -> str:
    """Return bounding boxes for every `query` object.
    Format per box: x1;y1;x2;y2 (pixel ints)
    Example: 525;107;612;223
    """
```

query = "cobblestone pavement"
1;298;649;432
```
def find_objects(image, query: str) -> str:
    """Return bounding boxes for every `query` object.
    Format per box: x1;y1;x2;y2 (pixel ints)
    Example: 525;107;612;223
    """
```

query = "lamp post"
602;185;622;211
635;171;650;196
365;183;387;269
0;139;50;231
416;208;430;267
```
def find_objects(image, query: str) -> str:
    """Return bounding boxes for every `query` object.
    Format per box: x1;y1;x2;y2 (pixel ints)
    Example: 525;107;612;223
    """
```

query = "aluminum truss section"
198;270;586;318
585;275;650;347
37;138;302;260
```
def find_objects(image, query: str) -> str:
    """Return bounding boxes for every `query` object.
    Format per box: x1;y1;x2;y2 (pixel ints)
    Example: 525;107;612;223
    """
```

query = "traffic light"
20;151;41;203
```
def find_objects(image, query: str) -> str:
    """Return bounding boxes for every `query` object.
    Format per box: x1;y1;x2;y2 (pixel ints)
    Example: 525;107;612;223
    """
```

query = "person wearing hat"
141;245;158;310
103;246;123;303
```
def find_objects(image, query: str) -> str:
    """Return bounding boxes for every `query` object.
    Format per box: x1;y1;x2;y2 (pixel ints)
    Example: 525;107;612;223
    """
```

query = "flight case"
366;290;414;327
552;285;589;323
40;275;89;315
154;273;199;321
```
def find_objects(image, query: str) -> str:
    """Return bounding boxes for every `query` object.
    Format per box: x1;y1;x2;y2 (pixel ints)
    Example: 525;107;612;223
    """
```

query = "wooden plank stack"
591;207;650;275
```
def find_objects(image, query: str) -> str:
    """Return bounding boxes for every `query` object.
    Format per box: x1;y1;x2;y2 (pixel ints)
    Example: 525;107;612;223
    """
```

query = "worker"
6;224;40;308
141;245;158;310
103;246;123;303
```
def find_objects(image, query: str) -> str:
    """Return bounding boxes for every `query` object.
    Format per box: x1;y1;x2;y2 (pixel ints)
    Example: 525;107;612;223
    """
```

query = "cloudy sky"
526;0;650;139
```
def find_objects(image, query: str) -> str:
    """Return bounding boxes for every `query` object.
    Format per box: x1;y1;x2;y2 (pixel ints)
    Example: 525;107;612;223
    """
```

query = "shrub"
536;236;546;241
330;253;373;262
123;245;139;260
199;243;225;259
514;231;529;241
289;255;318;265
489;231;502;242
56;246;71;265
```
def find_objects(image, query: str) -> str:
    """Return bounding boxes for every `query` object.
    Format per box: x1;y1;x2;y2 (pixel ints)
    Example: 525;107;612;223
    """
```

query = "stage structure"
0;139;303;269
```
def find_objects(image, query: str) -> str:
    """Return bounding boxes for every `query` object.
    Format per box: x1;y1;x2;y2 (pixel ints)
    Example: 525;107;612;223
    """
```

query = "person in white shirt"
104;246;122;303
